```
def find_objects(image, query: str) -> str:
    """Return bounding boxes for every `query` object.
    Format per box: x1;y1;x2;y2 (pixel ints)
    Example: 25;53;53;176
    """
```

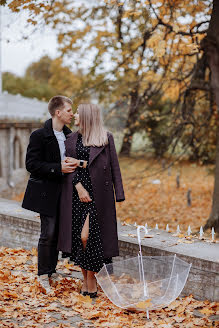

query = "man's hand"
65;157;79;166
61;160;77;173
65;157;87;168
75;182;92;202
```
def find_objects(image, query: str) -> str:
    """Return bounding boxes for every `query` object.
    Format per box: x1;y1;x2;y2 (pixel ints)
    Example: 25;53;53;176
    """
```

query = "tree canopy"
3;0;213;157
4;0;219;231
3;55;89;104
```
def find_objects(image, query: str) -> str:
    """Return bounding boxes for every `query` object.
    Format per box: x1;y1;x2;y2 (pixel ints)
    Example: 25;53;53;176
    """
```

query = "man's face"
56;102;73;125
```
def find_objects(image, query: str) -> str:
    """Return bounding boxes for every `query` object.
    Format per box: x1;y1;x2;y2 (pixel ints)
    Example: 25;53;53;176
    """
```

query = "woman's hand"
75;183;92;202
65;157;87;168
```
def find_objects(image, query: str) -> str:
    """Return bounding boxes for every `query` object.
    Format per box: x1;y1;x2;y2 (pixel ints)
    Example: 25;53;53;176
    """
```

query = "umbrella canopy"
96;226;191;317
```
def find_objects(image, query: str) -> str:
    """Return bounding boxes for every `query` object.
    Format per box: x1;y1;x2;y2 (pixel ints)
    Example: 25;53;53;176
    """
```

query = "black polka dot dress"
69;133;111;272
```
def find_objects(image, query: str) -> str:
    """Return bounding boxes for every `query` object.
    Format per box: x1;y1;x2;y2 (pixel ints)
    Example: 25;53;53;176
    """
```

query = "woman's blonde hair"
78;104;108;147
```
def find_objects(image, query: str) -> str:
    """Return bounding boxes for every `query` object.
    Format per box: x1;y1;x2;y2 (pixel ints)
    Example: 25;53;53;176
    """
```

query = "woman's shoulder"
107;131;113;138
66;131;78;138
107;131;115;143
65;131;78;143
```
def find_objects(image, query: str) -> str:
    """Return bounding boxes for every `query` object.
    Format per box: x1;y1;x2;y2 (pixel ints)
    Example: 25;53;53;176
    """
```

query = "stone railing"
0;198;218;301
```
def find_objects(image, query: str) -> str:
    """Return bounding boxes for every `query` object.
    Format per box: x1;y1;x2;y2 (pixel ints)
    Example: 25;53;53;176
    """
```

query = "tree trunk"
120;90;139;156
119;128;133;156
202;0;219;232
205;125;219;232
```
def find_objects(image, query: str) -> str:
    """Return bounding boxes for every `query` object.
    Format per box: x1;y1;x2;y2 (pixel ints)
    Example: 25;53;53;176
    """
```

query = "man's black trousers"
38;213;59;276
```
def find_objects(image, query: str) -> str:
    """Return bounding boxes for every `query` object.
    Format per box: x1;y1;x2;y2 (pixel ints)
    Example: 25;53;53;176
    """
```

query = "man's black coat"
22;118;71;216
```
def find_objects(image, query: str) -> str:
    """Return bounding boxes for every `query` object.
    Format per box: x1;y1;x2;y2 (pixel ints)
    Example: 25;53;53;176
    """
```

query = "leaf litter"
0;247;218;328
117;159;217;239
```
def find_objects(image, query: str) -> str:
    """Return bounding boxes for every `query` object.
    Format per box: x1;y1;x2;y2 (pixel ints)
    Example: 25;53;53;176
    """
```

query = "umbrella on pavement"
96;226;191;319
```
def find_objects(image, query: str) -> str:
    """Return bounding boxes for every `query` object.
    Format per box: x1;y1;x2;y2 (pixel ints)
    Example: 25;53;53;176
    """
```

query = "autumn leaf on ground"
77;294;93;304
0;269;11;281
85;310;102;319
199;307;215;316
0;247;218;328
31;248;37;256
117;158;217;241
127;233;137;238
136;299;152;309
3;290;19;299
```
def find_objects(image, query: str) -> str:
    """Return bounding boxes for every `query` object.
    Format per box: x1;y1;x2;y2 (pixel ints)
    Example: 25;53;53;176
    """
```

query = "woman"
57;104;125;298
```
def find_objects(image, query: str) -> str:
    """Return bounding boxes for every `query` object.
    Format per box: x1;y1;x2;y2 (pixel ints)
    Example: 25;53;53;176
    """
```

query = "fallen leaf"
85;310;102;319
3;291;19;299
136;299;152;309
199;307;215;316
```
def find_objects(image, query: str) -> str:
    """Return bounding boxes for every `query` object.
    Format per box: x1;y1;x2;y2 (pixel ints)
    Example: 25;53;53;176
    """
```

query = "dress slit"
81;212;90;251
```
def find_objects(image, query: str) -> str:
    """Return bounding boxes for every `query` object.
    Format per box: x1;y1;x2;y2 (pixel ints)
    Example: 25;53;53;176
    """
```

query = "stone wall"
0;198;218;302
0;122;42;186
118;239;219;302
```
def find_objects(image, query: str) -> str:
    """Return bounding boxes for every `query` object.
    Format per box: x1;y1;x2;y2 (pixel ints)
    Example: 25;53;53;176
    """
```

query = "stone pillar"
17;129;25;168
0;151;2;177
0;128;9;179
7;127;15;187
13;137;23;170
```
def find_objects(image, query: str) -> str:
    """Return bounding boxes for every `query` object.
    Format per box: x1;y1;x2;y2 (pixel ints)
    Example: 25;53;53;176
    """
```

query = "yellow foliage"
27;18;37;25
5;0;212;126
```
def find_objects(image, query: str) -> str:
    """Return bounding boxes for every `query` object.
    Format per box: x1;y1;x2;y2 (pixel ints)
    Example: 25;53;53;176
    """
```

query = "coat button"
105;181;109;186
103;166;106;170
51;168;55;173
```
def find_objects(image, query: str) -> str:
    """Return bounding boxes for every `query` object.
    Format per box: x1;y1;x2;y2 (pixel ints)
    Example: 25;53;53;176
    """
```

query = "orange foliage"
117;157;214;234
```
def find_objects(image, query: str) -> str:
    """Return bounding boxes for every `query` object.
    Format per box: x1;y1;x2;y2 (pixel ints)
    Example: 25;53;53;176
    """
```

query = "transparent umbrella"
96;226;191;319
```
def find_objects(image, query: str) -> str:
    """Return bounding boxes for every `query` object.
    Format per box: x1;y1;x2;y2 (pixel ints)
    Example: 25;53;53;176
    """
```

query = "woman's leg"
81;213;97;295
81;268;88;292
87;270;97;293
81;213;89;249
80;214;90;292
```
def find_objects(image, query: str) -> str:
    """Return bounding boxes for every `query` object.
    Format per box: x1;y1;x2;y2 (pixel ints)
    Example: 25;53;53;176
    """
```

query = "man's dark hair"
48;95;73;116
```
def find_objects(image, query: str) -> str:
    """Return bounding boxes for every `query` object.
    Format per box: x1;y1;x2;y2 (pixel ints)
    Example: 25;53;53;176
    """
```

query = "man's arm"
26;131;75;178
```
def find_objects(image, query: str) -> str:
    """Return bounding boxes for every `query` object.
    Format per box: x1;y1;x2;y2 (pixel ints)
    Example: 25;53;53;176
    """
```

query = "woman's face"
74;108;80;126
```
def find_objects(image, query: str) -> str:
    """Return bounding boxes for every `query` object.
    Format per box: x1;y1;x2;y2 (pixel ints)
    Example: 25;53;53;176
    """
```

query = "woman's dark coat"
57;131;125;258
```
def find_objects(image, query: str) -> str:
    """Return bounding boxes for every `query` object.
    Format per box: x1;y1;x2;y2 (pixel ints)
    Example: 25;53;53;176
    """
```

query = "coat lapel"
63;124;72;137
44;119;61;162
65;131;106;164
89;146;105;167
65;131;78;158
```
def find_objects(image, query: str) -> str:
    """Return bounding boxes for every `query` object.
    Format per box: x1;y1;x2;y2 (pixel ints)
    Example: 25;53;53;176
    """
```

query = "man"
22;95;86;293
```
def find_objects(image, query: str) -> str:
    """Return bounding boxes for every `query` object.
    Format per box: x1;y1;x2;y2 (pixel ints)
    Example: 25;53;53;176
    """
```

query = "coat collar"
44;118;72;138
89;145;105;167
65;131;105;166
65;131;78;158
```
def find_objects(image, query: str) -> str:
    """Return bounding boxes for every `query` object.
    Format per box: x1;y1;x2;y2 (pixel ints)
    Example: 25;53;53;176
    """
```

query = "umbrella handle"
137;225;147;249
137;225;148;298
